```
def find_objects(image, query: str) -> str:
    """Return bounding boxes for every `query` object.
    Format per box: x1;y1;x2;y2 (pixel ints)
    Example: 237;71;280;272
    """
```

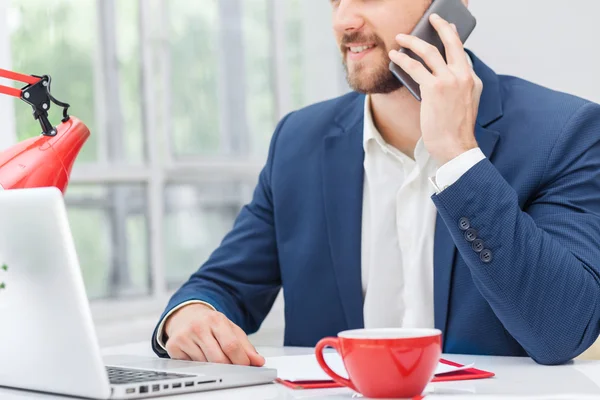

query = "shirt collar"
362;94;382;151
363;95;432;170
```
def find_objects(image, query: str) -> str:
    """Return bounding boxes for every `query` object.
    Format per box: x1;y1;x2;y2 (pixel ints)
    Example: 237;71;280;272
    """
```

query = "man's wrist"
430;147;486;194
434;141;479;166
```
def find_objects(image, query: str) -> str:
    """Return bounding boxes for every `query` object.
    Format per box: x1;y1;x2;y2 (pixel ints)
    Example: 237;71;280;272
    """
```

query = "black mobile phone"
389;0;477;101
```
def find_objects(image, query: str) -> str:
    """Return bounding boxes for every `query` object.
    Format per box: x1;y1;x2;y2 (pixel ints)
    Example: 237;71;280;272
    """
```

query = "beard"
341;32;403;94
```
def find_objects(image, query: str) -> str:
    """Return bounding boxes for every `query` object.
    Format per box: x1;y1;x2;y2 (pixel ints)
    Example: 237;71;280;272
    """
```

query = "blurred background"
0;0;598;348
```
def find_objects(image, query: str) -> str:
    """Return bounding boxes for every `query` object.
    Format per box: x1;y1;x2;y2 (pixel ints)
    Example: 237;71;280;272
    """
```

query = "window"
168;0;221;157
1;0;348;344
66;184;149;299
164;183;246;287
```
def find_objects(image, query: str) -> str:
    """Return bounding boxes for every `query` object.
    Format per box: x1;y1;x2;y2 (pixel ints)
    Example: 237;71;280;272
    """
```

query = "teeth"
350;45;374;53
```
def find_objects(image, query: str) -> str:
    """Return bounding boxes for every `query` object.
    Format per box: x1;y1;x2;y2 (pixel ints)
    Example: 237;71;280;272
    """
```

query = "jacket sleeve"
431;102;600;365
151;113;292;357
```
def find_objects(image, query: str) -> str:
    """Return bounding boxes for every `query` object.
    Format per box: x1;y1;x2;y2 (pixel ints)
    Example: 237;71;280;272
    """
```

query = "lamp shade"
0;116;90;193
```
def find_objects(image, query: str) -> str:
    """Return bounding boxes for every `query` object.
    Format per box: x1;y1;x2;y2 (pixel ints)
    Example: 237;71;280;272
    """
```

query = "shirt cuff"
155;300;216;351
430;148;486;193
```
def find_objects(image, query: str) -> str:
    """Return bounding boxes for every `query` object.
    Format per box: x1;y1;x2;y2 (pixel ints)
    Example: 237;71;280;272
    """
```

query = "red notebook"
275;358;495;390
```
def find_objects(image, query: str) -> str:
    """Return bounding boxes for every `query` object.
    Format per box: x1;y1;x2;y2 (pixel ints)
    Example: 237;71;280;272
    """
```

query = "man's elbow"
529;334;599;366
530;350;574;366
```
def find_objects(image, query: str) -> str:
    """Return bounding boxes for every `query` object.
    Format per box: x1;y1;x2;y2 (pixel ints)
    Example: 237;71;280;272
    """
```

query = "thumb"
230;322;265;366
248;348;266;367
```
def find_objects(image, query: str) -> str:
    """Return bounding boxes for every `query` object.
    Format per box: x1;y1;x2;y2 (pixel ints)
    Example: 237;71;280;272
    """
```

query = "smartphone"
389;0;477;101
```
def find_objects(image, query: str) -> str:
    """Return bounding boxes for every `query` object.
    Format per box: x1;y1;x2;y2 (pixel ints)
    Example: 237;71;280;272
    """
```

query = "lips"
349;44;376;54
346;44;377;61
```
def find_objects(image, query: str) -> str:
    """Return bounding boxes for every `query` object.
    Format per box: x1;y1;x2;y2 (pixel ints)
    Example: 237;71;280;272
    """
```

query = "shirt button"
464;228;478;242
458;217;470;231
472;239;484;253
480;249;493;263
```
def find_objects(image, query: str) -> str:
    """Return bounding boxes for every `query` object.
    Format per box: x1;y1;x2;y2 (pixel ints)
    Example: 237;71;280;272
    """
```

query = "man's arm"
151;113;292;358
432;103;600;365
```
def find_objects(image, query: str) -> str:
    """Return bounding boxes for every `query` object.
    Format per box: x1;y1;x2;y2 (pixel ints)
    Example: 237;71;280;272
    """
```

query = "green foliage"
168;0;221;155
9;0;98;162
0;264;7;290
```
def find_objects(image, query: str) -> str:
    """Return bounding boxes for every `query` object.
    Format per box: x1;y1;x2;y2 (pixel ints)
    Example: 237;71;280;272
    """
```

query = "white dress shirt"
361;95;485;329
156;93;486;350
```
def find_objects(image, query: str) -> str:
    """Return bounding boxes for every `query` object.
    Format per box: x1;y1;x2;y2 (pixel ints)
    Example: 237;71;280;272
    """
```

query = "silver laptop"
0;187;277;399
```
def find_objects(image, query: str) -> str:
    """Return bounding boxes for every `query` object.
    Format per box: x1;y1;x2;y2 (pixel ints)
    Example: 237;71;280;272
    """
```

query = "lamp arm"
0;68;90;194
0;68;71;136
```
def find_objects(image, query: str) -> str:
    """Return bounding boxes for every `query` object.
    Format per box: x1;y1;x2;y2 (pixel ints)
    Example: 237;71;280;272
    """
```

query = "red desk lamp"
0;68;89;193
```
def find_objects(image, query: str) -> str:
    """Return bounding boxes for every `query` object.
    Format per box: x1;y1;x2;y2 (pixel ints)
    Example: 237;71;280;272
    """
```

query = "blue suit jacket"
153;52;600;365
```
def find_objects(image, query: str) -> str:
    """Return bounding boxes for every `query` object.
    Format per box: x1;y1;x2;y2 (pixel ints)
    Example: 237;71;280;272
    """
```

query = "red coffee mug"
315;328;442;399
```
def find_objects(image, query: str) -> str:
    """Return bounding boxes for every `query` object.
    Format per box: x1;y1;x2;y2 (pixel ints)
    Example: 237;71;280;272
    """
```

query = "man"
152;0;600;366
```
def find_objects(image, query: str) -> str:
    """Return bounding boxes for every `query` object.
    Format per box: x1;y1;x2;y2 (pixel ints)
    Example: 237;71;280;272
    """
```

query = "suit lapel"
434;51;502;340
322;94;366;330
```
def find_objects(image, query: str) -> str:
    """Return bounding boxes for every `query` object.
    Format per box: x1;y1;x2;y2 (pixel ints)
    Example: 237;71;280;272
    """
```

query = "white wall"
466;0;600;103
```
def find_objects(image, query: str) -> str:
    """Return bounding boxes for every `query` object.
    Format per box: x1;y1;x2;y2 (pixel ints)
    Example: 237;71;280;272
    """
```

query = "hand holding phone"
389;0;477;101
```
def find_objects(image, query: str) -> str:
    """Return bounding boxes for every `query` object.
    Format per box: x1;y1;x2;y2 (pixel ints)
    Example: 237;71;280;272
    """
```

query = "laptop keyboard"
106;366;195;385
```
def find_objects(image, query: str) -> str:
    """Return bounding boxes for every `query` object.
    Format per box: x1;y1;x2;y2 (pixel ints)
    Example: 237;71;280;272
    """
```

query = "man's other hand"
164;303;265;366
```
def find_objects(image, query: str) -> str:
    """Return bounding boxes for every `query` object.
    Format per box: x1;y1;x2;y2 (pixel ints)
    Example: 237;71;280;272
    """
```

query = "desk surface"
2;342;600;399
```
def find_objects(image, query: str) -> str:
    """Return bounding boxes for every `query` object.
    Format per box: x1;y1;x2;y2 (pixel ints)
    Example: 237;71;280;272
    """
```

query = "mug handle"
315;337;358;392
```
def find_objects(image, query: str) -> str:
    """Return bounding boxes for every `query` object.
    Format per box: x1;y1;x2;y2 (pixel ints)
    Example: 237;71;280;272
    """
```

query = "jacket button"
480;249;493;263
458;217;470;231
464;228;478;242
472;239;484;253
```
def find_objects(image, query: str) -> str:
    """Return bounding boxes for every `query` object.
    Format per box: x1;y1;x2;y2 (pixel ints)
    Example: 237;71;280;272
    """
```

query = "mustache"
340;32;386;51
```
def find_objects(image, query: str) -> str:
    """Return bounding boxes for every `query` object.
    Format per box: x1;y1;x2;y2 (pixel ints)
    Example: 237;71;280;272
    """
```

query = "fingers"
165;306;261;366
394;33;449;76
429;14;467;67
165;337;196;361
389;50;434;86
212;318;252;366
391;13;476;95
167;347;192;361
230;322;265;366
193;330;232;364
179;337;208;362
166;324;208;362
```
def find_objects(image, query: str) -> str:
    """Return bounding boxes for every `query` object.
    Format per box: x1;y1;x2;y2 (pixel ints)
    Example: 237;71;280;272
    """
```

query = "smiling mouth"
348;44;376;54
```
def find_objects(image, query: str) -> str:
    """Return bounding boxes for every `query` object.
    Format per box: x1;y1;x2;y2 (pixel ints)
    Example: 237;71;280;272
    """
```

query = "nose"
332;0;365;35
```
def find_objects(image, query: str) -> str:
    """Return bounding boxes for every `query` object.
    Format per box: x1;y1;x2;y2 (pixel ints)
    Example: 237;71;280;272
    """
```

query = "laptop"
0;187;277;399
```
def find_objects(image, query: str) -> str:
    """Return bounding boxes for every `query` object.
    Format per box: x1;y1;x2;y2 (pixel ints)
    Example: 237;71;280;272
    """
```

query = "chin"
346;69;403;95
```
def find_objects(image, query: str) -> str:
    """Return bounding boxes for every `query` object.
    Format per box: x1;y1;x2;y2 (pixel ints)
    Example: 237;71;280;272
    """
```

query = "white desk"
2;342;600;399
